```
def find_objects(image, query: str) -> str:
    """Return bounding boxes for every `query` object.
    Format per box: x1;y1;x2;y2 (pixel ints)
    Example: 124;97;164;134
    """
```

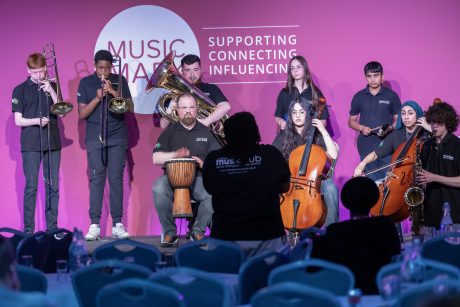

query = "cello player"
272;98;339;228
354;100;431;177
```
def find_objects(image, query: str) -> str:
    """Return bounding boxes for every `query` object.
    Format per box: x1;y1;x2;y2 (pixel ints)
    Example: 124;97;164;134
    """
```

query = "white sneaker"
85;224;100;241
112;223;130;239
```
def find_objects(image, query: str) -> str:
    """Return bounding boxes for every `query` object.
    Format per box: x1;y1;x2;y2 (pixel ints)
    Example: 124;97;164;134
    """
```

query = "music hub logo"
95;5;200;114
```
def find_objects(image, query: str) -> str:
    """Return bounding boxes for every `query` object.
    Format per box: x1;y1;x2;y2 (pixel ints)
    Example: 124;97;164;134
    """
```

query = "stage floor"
84;235;187;257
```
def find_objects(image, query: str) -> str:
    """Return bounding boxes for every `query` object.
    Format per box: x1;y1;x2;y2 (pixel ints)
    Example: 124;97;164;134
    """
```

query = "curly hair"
279;100;317;160
425;102;459;133
223;112;261;162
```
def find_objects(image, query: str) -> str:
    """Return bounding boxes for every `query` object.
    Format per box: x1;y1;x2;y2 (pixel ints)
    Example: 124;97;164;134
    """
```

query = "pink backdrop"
1;0;459;235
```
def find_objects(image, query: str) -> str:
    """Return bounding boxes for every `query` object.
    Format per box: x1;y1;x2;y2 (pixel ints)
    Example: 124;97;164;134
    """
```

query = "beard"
180;114;197;126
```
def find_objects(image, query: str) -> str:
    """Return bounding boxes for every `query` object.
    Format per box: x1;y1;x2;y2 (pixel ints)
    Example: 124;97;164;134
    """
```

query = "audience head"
0;236;20;290
341;177;379;217
224;112;261;162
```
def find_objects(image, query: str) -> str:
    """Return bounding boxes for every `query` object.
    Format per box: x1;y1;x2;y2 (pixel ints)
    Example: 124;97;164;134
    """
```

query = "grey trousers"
153;175;213;236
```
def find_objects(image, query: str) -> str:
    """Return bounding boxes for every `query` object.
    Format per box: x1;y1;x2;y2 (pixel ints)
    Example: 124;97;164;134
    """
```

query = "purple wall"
1;0;459;235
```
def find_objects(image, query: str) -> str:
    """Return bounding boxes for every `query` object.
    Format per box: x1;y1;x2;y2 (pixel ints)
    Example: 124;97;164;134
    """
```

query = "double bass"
280;98;330;232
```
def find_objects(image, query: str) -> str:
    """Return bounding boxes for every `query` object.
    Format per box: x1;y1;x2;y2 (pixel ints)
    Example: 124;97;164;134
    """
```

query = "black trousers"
87;144;127;225
22;150;61;232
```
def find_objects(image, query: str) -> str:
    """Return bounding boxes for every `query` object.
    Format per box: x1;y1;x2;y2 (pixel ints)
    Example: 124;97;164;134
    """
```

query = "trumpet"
43;43;73;115
99;55;130;145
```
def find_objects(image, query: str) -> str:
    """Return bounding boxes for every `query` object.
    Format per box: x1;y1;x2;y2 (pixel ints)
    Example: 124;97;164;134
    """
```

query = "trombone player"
12;52;62;234
77;49;132;240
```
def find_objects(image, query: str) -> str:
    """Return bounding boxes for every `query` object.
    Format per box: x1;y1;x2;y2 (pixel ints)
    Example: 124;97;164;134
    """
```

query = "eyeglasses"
177;106;197;111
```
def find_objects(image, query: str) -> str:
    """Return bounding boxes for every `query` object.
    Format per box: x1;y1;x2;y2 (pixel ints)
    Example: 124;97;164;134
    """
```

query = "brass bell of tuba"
145;51;227;142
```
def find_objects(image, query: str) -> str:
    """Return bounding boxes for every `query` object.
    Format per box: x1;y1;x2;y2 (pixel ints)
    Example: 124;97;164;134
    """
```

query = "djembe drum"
164;158;197;218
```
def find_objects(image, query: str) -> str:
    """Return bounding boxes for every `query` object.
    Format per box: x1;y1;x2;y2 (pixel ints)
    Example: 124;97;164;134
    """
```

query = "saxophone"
404;139;424;235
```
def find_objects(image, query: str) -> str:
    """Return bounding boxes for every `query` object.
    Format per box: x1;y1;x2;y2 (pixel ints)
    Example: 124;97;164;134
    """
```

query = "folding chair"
16;231;51;270
93;239;161;271
16;264;48;293
268;259;355;295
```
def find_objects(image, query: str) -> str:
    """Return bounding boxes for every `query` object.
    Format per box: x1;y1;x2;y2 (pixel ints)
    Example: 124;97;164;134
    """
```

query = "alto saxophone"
404;139;424;235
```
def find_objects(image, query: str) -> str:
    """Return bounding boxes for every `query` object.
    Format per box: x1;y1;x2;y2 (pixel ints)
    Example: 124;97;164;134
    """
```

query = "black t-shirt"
12;78;61;152
195;82;228;104
350;86;401;156
77;73;132;151
153;121;221;168
275;86;329;121
202;144;290;241
375;127;430;158
421;133;460;227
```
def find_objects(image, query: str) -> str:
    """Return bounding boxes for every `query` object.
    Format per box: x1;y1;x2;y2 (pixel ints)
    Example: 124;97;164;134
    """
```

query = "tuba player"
159;54;231;129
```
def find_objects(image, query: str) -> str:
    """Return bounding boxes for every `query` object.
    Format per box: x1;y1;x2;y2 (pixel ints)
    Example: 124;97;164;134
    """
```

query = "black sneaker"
190;232;204;242
161;234;179;247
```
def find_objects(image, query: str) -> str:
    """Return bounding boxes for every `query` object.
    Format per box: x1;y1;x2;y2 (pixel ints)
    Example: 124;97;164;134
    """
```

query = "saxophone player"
417;102;460;230
159;54;231;129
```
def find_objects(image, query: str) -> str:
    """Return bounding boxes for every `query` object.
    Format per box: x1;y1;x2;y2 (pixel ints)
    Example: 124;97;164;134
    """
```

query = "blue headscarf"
395;100;424;130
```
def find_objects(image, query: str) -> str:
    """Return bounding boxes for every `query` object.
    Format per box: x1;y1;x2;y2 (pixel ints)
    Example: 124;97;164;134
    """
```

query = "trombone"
43;43;73;116
99;55;130;145
37;43;70;186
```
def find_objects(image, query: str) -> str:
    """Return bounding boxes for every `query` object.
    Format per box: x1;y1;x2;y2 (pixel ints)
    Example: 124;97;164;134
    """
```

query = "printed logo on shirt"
12;98;19;105
379;100;390;104
77;92;81;97
155;142;161;149
196;137;208;142
443;154;454;161
215;155;262;174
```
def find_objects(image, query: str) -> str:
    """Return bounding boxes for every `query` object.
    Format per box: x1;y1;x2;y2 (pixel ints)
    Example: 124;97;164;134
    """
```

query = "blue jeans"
321;178;339;227
87;145;127;225
22;150;61;232
153;175;213;236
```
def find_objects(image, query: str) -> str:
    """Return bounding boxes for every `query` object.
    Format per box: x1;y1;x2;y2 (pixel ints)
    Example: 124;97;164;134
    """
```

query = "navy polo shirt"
153;121;221;170
275;86;329;121
77;73;132;151
350;86;401;156
12;78;61;152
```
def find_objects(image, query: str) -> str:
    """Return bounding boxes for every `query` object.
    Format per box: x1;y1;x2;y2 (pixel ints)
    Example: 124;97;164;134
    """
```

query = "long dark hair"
279;100;316;160
223;112;261;163
284;55;320;108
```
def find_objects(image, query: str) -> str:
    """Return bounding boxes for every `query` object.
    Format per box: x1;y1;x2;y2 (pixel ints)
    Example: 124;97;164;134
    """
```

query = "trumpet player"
12;52;61;234
77;49;132;240
159;54;231;129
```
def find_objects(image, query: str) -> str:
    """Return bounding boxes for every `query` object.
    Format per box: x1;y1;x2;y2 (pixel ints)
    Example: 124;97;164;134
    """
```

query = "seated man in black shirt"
202;112;290;257
312;177;401;294
152;93;221;247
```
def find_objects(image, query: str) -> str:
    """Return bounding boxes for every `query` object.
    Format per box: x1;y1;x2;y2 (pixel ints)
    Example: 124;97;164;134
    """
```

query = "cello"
280;97;330;232
368;99;440;227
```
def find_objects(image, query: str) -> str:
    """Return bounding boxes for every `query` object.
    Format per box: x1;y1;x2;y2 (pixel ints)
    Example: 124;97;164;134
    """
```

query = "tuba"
145;51;227;143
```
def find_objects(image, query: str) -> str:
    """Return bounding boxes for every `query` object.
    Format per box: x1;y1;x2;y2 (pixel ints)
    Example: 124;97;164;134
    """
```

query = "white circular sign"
95;5;200;114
